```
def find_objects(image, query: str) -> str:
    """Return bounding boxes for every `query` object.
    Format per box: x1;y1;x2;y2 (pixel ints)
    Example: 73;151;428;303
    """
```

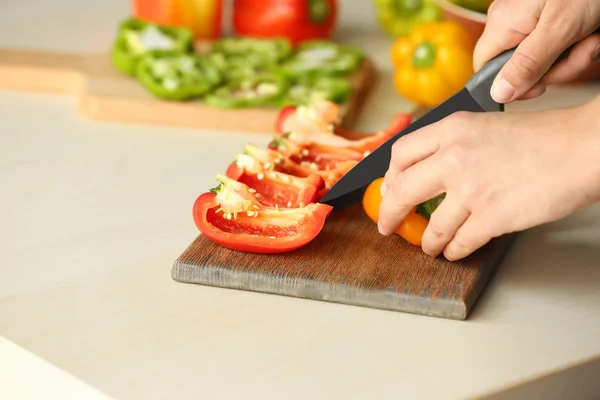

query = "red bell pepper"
232;0;338;45
225;153;324;208
275;103;413;153
245;143;357;189
192;175;332;253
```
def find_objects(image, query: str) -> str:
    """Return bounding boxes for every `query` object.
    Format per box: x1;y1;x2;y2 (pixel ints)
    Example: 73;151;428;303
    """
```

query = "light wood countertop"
1;1;600;399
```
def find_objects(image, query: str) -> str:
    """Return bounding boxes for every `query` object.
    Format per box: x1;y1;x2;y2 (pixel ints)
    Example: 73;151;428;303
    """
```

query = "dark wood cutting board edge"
172;203;516;320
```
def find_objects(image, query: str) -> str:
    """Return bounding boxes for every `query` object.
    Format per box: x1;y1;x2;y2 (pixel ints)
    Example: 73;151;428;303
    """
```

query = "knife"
320;31;600;209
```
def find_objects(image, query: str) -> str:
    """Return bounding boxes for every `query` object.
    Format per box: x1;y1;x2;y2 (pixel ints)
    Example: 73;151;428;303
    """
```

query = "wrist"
573;96;600;205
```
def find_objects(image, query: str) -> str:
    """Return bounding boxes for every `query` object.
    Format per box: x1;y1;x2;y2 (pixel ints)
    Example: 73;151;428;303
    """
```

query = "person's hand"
474;0;600;103
377;95;600;261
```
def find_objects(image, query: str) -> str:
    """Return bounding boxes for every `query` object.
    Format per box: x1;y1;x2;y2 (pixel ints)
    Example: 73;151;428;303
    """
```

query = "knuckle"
444;236;473;261
439;112;474;145
508;51;544;82
443;143;470;172
390;173;410;206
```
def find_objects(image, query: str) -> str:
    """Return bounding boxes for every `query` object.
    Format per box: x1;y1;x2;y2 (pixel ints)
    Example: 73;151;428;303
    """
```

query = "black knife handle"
466;27;600;111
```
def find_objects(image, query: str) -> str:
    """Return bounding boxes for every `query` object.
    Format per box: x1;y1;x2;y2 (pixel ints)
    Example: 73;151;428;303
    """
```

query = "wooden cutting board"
172;207;515;320
0;44;376;133
171;108;516;320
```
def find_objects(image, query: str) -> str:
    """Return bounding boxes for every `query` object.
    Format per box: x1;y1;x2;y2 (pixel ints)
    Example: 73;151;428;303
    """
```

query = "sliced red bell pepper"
192;174;333;254
225;153;324;208
274;105;297;134
270;132;364;169
245;143;356;189
274;100;413;154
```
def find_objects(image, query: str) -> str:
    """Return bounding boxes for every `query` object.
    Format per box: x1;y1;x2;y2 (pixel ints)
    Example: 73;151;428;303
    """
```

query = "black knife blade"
319;28;600;209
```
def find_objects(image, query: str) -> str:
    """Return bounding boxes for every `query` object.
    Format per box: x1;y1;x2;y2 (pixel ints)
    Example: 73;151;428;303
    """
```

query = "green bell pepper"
135;50;222;101
282;75;351;106
111;17;194;76
373;0;442;37
280;40;364;78
450;0;493;14
207;52;280;81
416;193;446;220
204;74;290;108
210;37;293;65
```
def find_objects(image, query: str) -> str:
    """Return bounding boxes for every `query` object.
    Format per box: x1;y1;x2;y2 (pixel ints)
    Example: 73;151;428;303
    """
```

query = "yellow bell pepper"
390;21;476;108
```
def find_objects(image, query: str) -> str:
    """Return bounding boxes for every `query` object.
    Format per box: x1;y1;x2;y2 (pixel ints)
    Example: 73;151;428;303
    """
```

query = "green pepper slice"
207;52;280;81
111;17;194;76
136;50;222;101
204;74;290;108
280;40;364;78
210;37;292;65
282;76;351;106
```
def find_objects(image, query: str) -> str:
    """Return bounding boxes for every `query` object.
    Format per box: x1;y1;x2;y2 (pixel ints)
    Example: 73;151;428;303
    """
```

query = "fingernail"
491;77;515;103
593;45;600;64
380;181;387;197
377;220;385;235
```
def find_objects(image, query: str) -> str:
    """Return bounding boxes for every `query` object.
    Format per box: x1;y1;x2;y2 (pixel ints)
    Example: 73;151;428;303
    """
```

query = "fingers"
378;152;447;236
517;81;547;100
443;218;494;261
542;34;600;85
490;24;574;103
473;0;538;72
381;122;442;198
421;195;470;258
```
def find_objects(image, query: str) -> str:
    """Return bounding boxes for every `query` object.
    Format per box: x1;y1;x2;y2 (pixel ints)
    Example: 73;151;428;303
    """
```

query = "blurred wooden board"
0;46;377;133
171;104;515;320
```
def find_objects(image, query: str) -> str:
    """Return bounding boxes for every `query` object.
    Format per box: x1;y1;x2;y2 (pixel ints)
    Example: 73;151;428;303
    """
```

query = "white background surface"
1;1;600;399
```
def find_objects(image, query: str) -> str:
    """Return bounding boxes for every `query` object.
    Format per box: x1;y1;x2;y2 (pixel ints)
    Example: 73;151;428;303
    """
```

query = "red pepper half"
192;175;332;253
225;153;324;208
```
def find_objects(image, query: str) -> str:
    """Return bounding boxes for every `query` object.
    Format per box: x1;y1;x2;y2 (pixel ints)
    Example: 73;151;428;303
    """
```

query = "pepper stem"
412;41;437;69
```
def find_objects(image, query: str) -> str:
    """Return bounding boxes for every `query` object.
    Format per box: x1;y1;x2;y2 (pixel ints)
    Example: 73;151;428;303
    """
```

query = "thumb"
491;27;570;103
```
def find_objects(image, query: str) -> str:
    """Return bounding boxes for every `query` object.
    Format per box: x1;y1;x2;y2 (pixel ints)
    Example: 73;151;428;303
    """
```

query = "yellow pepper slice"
390;21;476;108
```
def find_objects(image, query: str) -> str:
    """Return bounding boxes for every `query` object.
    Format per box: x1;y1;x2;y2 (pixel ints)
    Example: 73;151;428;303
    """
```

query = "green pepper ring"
279;40;364;78
210;37;293;64
135;51;223;101
204;74;291;108
111;17;194;76
281;76;351;106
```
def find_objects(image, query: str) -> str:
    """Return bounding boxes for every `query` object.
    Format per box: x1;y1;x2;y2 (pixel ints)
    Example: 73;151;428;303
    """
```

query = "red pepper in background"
133;0;223;39
232;0;338;45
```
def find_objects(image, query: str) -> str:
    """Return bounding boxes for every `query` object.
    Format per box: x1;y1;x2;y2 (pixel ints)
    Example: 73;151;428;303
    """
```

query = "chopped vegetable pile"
190;99;441;254
111;17;365;108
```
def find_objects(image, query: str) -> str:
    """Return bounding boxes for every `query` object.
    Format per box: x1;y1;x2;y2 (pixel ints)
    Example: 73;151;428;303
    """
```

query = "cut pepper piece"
210;37;292;65
225;153;325;208
282;75;352;107
277;103;413;153
244;143;357;189
111;17;194;76
270;133;365;169
192;175;333;254
280;40;364;78
204;73;290;108
135;50;222;100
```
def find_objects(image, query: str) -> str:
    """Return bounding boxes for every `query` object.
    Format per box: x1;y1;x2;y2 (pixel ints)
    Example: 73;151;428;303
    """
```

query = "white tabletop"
2;1;600;399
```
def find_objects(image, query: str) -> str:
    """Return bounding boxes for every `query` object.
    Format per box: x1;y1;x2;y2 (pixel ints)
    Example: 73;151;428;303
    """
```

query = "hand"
377;95;600;261
474;0;600;103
